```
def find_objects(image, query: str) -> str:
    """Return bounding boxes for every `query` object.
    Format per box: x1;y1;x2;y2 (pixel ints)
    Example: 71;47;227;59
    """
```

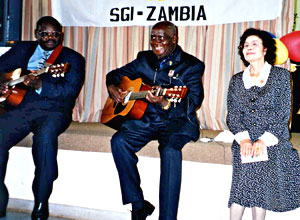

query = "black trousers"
111;116;191;220
0;100;71;211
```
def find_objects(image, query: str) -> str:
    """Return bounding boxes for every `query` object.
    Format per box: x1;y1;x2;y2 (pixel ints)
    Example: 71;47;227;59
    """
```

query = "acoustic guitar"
0;63;70;108
100;76;188;130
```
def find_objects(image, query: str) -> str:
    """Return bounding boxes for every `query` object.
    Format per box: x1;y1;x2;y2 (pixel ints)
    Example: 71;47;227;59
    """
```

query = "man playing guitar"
105;21;204;220
0;16;85;220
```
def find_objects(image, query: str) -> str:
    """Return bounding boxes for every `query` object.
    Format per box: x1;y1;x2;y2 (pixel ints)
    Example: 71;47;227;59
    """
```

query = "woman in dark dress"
227;28;300;220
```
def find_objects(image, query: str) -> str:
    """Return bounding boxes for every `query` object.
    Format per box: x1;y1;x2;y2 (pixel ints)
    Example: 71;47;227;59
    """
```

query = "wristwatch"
162;99;171;110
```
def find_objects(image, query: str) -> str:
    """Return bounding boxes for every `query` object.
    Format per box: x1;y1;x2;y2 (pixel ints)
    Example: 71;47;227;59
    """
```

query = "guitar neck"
129;89;165;100
6;67;49;87
129;91;149;100
6;76;24;86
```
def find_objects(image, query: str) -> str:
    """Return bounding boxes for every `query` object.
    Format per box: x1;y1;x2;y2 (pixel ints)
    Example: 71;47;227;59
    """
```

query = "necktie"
37;51;49;70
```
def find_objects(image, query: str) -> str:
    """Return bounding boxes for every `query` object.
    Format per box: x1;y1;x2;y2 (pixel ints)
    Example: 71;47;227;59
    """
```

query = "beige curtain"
21;0;295;130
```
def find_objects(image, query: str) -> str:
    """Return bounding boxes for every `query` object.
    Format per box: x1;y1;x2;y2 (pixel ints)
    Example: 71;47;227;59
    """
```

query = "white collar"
243;62;271;89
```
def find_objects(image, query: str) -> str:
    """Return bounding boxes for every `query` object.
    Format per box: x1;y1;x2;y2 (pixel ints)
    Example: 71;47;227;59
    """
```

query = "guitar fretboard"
129;89;165;100
7;76;26;86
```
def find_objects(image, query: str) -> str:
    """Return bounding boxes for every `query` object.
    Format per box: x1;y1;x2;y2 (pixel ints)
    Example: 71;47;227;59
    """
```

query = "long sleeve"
106;52;146;87
226;73;248;135
184;61;204;116
262;68;291;141
0;42;36;74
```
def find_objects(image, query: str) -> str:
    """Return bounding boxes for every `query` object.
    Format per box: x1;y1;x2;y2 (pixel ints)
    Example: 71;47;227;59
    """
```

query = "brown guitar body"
0;68;27;110
0;86;27;114
101;76;148;130
101;76;188;130
4;86;27;106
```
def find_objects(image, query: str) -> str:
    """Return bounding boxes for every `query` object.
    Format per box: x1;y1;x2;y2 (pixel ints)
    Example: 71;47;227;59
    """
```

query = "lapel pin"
168;70;174;77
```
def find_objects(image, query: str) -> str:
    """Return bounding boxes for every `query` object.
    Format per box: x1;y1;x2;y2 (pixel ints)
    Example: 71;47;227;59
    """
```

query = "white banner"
51;0;282;27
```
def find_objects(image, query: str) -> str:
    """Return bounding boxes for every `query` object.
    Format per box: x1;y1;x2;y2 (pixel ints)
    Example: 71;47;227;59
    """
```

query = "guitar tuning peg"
170;98;174;102
61;73;64;77
178;98;182;103
61;63;64;66
53;74;57;78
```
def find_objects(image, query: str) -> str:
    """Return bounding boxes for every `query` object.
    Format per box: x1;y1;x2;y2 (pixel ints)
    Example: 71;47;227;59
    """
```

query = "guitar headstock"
48;63;70;77
164;86;188;103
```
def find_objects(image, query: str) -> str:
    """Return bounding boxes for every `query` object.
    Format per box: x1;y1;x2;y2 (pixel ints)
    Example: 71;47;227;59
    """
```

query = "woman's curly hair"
238;28;276;66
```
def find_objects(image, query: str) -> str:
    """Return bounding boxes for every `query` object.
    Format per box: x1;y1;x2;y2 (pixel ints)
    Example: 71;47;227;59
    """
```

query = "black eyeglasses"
38;31;61;38
150;35;172;42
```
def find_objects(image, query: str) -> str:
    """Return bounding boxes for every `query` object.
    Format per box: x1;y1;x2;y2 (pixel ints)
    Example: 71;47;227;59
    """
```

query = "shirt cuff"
234;131;250;144
35;87;42;95
259;131;278;146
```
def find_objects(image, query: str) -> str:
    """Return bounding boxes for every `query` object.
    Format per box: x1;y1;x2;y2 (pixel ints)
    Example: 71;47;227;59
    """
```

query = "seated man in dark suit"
0;16;85;220
105;21;204;220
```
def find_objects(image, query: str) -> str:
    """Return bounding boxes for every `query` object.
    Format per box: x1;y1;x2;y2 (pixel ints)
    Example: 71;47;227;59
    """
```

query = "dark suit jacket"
106;45;204;141
0;41;85;116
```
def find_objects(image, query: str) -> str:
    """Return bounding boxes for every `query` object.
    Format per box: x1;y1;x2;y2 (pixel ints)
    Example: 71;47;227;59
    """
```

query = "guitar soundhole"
114;102;127;115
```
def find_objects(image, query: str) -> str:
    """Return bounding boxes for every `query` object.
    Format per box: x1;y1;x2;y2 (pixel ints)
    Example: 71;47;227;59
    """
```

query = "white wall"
6;147;232;219
0;47;10;55
5;147;300;220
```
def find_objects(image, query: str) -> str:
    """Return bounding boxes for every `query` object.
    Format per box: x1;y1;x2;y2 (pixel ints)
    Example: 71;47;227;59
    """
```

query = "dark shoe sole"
31;216;49;220
144;201;155;216
0;211;6;218
132;200;155;220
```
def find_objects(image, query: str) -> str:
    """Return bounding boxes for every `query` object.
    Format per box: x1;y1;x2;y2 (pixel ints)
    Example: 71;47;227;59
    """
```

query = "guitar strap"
45;44;63;65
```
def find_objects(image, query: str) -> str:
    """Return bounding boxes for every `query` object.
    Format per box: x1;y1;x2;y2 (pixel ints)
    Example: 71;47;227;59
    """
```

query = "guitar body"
101;75;188;130
101;76;149;130
4;86;27;106
0;68;27;108
128;82;152;119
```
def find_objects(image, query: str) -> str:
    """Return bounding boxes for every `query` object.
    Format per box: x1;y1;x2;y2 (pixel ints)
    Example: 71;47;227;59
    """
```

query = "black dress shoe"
31;202;49;220
0;211;6;218
132;200;155;220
